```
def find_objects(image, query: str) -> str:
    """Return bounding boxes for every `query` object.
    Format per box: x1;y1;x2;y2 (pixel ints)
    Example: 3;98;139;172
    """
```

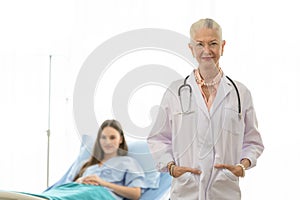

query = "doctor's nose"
202;44;212;53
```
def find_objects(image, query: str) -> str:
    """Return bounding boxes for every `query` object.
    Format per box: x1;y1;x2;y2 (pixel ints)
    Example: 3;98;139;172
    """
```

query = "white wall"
0;0;299;199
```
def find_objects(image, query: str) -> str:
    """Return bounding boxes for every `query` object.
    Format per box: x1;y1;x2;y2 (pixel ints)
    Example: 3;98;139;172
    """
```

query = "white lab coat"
147;72;264;200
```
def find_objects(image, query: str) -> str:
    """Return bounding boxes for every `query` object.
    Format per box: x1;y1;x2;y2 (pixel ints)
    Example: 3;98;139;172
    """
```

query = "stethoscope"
178;75;242;118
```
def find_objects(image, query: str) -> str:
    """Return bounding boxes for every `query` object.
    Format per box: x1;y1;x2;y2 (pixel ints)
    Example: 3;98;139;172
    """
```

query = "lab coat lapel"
210;75;233;117
188;71;210;119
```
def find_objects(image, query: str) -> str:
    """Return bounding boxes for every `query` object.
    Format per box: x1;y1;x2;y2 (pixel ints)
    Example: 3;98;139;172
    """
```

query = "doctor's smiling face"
189;19;226;71
189;28;226;70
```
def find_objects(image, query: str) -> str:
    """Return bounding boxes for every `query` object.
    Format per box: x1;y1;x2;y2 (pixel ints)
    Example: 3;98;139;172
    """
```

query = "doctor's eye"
209;42;218;46
196;43;204;47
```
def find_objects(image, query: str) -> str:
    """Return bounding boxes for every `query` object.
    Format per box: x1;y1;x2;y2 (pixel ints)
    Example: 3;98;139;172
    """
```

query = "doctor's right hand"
171;165;201;178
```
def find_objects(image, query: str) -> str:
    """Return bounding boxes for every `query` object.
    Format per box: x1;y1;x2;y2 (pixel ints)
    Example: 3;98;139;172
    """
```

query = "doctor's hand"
172;165;201;178
214;164;243;177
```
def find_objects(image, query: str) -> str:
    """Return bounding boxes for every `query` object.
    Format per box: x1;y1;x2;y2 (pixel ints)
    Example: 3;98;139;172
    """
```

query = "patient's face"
100;126;123;156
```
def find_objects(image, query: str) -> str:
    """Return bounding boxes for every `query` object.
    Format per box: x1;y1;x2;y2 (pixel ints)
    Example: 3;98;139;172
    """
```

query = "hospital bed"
0;134;172;200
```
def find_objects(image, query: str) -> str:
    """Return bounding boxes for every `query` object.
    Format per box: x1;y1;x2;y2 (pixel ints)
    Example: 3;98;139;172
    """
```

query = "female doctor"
147;18;264;200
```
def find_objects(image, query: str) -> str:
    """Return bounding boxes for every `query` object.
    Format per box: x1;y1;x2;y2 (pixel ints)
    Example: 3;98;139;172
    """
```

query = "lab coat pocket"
171;172;199;199
209;169;241;200
223;107;244;135
177;171;191;184
222;168;238;181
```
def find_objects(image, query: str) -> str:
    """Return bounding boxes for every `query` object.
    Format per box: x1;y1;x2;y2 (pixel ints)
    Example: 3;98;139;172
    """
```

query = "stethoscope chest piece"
178;76;193;114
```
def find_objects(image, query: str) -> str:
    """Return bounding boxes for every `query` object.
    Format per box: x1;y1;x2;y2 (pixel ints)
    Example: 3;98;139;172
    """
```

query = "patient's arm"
80;174;141;200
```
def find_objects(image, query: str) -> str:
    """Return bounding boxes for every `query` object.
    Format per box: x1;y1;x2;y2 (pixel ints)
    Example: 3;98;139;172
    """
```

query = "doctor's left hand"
214;164;243;177
172;166;201;178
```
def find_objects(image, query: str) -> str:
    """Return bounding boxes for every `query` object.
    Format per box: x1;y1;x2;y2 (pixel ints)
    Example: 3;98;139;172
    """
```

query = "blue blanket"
23;183;115;200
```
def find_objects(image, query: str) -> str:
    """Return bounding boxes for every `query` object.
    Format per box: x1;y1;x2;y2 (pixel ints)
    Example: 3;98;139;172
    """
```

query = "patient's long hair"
73;119;128;181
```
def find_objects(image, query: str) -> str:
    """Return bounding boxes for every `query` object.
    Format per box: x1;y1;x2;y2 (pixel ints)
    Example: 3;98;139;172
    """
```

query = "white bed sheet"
0;191;45;200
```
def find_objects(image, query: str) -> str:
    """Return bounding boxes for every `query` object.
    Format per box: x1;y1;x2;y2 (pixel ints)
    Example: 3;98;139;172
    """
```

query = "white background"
0;0;299;199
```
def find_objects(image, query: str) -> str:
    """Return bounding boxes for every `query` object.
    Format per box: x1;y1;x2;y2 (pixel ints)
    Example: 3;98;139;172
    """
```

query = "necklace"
194;68;223;86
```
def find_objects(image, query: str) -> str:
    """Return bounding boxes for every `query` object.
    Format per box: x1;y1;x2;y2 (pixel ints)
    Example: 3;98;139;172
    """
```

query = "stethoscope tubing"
225;75;241;116
178;75;241;117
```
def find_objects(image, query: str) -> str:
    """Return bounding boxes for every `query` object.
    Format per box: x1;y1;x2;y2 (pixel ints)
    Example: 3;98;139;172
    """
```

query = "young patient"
0;119;145;200
72;119;145;200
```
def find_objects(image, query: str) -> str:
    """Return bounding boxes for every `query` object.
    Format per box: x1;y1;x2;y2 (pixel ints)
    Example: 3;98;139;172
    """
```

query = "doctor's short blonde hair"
190;18;222;40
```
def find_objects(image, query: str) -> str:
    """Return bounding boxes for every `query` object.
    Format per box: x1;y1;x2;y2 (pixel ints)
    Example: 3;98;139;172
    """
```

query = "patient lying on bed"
31;119;145;200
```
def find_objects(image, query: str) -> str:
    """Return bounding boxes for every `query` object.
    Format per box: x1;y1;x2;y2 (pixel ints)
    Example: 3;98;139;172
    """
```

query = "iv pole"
46;55;52;188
